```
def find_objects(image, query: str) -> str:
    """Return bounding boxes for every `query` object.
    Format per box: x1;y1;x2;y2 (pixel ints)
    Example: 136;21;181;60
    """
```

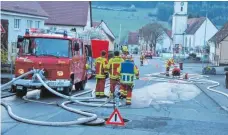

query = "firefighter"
121;46;129;60
117;55;139;105
140;52;145;66
94;50;108;98
165;58;175;76
106;51;124;98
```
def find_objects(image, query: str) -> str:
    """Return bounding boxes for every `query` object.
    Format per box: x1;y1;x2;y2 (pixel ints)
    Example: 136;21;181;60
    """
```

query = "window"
27;20;33;28
35;21;40;28
21;38;70;57
181;7;183;11
14;19;20;29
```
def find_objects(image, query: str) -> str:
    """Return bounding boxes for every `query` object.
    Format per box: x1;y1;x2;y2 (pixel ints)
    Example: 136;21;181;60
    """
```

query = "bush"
1;49;8;64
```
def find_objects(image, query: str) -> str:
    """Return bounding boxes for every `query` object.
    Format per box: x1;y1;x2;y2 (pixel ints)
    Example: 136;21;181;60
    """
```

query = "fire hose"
0;69;120;126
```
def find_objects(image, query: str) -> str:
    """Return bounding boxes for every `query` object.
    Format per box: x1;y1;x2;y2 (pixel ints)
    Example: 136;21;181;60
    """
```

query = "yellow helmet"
122;46;128;52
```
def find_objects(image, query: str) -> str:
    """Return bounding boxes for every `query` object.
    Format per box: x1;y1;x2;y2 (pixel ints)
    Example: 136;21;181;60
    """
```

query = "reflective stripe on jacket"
95;57;108;78
107;56;124;79
117;60;139;84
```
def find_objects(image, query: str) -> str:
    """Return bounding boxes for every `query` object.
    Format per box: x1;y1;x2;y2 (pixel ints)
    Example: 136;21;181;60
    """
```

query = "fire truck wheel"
80;81;86;90
16;86;27;97
63;86;72;96
40;87;50;97
11;85;16;93
75;83;80;91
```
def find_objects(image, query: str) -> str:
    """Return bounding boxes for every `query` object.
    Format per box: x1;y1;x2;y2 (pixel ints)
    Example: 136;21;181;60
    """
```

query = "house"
138;27;172;53
208;21;228;66
1;1;49;61
92;20;115;51
127;31;139;54
172;1;218;54
157;29;173;53
39;1;92;34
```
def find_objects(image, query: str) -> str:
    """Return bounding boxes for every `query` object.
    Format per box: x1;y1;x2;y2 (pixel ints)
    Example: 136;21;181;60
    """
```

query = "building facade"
92;20;115;51
209;22;228;66
172;1;218;54
1;1;48;61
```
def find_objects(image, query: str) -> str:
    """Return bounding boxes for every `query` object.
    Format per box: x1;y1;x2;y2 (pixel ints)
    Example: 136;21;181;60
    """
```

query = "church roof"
209;21;228;44
185;17;206;34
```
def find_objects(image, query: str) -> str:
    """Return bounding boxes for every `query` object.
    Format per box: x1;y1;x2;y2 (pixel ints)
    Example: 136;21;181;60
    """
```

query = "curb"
194;84;228;113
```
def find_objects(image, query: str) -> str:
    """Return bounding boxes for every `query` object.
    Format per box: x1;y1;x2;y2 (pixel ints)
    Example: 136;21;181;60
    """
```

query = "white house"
92;20;116;51
127;31;139;54
172;1;218;54
1;1;49;61
208;21;228;66
157;29;172;52
39;1;92;36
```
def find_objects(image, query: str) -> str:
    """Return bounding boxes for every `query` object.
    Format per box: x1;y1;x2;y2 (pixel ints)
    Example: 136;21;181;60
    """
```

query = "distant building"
39;1;92;34
171;1;218;54
1;1;48;61
127;31;139;54
208;21;228;66
92;20;115;51
157;29;173;53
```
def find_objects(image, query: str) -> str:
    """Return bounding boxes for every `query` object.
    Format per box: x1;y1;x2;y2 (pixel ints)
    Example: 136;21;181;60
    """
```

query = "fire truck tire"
16;86;27;97
11;85;16;93
63;86;72;96
75;83;80;91
80;81;86;90
40;87;51;97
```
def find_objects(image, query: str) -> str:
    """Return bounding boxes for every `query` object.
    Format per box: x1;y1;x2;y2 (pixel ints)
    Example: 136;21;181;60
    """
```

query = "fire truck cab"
12;28;88;97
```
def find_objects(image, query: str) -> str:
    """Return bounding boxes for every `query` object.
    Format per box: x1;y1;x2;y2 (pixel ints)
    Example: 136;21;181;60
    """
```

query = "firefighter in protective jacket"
140;53;145;66
94;51;108;98
165;58;175;76
106;51;124;98
117;55;139;105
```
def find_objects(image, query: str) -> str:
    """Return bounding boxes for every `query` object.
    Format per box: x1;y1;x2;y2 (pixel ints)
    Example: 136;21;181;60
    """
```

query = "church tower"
172;1;188;46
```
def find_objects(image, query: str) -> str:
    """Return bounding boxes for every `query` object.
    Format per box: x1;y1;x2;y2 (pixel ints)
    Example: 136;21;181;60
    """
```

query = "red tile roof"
128;32;139;45
185;17;206;34
1;1;48;17
39;1;90;26
210;21;228;44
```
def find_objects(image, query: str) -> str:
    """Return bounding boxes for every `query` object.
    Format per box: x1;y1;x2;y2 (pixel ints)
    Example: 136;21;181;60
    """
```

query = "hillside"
92;1;228;39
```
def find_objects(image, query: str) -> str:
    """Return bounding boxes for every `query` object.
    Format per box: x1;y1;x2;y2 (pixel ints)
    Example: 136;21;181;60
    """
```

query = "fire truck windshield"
21;38;71;58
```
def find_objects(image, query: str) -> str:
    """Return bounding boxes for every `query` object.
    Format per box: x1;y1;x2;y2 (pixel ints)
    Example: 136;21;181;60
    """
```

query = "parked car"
144;51;153;59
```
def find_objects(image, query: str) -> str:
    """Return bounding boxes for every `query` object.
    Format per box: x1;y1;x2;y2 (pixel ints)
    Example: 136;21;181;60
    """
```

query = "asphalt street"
1;57;228;135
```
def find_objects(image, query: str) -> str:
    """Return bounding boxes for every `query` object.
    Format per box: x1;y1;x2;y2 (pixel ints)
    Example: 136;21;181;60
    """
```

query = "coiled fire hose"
0;69;118;126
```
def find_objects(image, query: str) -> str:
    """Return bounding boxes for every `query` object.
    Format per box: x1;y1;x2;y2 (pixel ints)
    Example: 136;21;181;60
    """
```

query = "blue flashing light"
25;29;29;35
63;30;67;37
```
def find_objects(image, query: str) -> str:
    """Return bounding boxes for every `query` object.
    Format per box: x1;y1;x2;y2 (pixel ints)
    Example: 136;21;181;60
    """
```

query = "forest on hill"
92;1;228;27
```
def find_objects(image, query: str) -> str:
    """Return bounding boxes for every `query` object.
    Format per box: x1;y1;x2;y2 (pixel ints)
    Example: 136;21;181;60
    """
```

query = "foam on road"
131;82;201;108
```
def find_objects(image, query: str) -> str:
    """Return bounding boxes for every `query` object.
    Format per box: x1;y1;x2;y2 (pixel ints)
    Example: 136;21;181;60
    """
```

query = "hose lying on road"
1;70;116;126
1;70;35;90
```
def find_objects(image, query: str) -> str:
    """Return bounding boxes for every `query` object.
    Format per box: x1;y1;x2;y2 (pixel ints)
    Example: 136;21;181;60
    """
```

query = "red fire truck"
12;28;89;97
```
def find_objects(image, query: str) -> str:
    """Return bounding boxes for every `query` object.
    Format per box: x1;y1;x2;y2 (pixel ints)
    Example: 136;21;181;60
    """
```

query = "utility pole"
118;24;122;50
202;2;208;69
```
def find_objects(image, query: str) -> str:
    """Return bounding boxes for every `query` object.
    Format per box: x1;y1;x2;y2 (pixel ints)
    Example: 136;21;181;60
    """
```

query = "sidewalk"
195;75;228;112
